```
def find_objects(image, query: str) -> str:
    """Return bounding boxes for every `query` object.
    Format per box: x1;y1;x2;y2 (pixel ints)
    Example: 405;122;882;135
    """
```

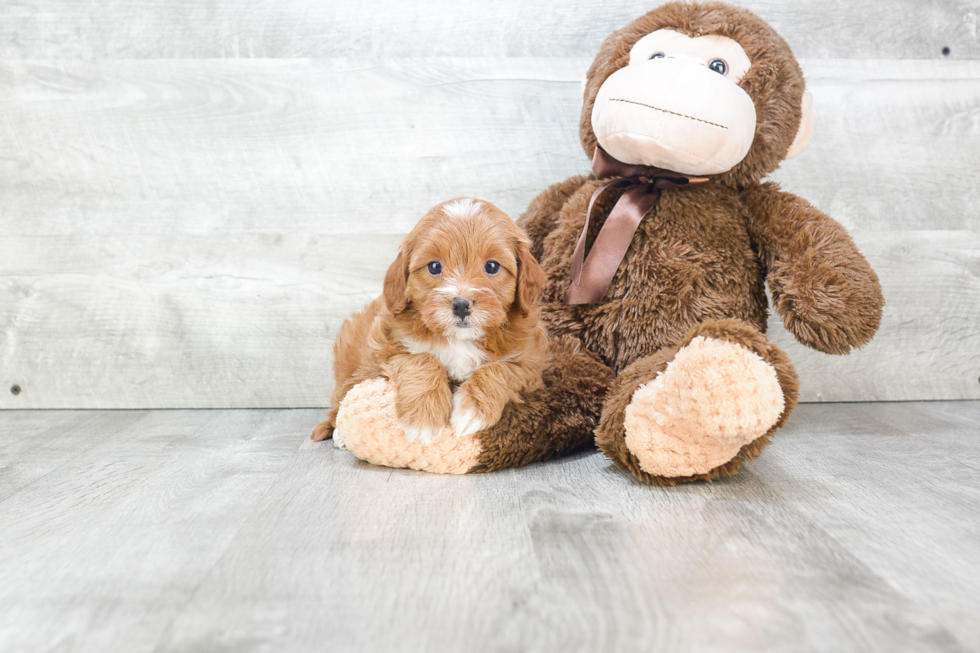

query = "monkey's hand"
741;183;884;355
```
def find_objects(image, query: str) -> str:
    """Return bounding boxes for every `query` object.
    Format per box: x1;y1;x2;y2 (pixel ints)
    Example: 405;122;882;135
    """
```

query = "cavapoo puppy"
311;198;548;445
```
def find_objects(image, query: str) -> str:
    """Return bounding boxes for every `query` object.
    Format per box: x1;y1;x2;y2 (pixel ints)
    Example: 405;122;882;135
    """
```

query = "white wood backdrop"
1;1;978;409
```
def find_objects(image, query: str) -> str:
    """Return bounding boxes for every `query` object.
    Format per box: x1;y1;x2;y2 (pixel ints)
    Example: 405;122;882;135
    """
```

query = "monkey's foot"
623;336;785;478
334;378;482;474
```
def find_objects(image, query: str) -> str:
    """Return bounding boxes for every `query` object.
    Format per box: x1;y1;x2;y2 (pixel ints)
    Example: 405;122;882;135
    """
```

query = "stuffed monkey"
330;1;883;484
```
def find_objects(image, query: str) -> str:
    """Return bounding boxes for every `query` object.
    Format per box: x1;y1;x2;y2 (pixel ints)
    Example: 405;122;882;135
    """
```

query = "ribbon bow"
564;147;708;305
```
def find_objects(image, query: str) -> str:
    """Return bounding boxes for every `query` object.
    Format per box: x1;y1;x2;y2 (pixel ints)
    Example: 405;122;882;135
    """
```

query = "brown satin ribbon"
565;147;708;305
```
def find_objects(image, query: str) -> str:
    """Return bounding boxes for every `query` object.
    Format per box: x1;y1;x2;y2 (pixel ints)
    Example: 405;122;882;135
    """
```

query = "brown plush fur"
472;336;614;472
740;183;883;354
311;198;549;442
594;319;799;485
493;1;882;483
325;1;883;484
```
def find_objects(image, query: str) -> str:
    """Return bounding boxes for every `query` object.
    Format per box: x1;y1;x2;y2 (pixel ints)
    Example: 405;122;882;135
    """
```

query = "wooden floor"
1;402;978;653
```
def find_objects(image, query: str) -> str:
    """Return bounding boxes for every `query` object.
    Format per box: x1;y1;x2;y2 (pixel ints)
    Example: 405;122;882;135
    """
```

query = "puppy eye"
649;52;666;60
708;59;728;75
484;261;501;275
426;261;442;275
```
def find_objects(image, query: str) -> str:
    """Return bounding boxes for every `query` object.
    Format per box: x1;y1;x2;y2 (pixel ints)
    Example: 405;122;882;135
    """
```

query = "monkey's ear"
514;238;547;317
383;249;410;315
786;91;814;159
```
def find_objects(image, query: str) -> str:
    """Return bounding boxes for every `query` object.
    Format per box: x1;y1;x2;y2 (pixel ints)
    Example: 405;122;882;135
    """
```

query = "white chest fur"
402;336;488;382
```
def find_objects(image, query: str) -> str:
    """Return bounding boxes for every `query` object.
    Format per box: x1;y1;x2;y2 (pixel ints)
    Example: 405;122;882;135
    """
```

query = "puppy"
311;198;548;445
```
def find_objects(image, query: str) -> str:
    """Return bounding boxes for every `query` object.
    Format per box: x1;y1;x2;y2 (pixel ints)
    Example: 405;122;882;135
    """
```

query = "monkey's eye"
426;261;442;275
649;52;666;60
484;261;501;275
708;59;728;75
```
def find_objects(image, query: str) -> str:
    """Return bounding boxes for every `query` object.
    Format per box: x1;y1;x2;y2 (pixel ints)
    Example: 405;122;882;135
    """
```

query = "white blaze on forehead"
441;198;482;219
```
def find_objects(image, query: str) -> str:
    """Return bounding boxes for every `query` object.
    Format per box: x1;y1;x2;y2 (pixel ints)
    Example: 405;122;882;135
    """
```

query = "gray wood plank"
754;401;980;651
769;59;980;232
1;229;976;408
1;59;977;238
0;233;401;409
0;408;312;653
0;0;975;59
0;410;148;501
0;58;588;238
1;403;978;652
150;405;977;653
0;57;977;408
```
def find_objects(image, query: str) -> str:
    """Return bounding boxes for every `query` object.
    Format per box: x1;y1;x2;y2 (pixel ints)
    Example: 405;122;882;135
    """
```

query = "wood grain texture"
0;408;309;653
2;59;978;237
0;234;401;409
0;58;588;237
0;54;978;407
1;229;977;409
1;403;978;652
0;0;976;59
0;410;146;501
757;401;980;652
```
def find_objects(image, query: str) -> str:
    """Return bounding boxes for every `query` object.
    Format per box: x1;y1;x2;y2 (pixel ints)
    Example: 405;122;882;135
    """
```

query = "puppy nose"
452;296;472;318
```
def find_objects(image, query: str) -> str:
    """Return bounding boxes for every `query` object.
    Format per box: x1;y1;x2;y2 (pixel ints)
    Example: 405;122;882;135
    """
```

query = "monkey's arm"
741;182;884;355
518;175;589;259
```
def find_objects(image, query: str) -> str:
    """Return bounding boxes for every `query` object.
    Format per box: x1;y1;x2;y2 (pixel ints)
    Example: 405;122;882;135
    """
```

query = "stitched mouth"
609;98;728;130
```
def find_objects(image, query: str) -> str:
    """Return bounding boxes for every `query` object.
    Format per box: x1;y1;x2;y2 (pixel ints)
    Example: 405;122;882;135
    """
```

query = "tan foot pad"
623;336;785;478
335;378;482;475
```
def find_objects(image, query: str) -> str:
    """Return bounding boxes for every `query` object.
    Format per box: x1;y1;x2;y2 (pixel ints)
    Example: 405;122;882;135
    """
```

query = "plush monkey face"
592;29;757;175
581;1;813;186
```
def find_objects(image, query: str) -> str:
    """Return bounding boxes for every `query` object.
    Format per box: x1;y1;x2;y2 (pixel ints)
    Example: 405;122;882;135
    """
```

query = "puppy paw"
394;384;453;445
450;385;506;438
400;420;445;445
450;390;486;438
333;424;347;449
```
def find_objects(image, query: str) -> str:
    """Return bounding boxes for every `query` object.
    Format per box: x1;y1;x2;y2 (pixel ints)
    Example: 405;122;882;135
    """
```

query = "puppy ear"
514;238;547;317
383;249;410;315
